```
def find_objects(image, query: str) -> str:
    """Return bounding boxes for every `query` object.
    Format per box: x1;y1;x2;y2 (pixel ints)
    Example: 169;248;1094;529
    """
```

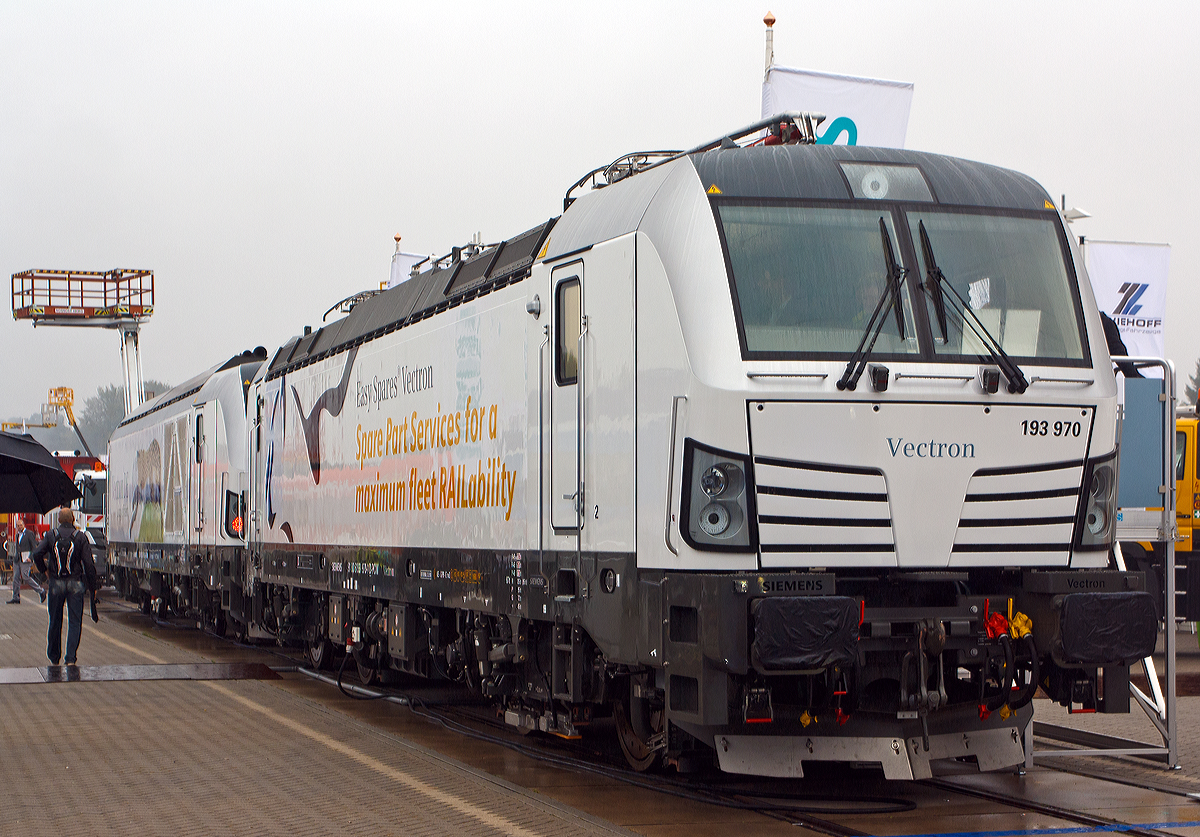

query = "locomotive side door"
249;384;263;544
550;262;584;531
189;401;217;549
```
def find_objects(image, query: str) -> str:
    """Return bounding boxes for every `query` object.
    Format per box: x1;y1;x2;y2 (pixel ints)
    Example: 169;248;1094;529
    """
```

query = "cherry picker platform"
11;268;154;414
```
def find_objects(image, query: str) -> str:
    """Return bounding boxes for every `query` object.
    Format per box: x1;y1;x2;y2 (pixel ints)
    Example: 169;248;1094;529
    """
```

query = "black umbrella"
0;431;82;514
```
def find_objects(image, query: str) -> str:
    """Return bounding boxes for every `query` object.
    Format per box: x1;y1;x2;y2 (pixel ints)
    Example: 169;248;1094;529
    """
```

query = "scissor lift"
11;269;154;415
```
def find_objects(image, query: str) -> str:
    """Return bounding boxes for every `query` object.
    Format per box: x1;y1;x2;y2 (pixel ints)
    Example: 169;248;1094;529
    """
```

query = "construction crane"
1;387;95;457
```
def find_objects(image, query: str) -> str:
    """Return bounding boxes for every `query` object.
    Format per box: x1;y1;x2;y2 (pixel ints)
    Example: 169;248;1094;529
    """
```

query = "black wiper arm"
838;218;908;391
917;221;1028;394
917;221;949;343
884;219;907;341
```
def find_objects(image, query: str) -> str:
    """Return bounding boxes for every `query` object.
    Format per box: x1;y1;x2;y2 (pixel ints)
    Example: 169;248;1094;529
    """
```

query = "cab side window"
1177;430;1187;481
555;279;580;385
223;490;246;539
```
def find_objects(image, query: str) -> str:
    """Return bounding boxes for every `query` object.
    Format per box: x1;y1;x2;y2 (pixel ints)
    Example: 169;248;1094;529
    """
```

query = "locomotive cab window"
907;209;1087;363
717;204;918;358
224;489;245;539
555;278;581;385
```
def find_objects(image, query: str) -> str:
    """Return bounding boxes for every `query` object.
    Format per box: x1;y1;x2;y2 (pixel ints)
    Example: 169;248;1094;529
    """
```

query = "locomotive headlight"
1075;453;1117;552
698;503;730;535
701;466;728;497
680;440;756;552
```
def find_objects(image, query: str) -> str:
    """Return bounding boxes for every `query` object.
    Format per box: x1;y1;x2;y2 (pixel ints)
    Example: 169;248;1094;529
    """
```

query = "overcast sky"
2;1;1197;420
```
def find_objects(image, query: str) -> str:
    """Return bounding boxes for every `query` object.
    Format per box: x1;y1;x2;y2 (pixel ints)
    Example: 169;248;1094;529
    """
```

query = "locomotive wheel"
231;619;249;644
209;608;228;637
307;638;332;671
614;692;663;772
355;645;380;686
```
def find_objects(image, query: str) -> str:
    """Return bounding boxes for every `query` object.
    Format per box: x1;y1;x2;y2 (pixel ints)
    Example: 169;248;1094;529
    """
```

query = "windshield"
908;210;1085;362
717;202;1087;364
718;204;918;356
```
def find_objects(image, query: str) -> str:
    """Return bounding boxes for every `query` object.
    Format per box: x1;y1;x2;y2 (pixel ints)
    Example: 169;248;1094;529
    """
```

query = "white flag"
762;66;914;148
388;250;427;288
1085;240;1171;359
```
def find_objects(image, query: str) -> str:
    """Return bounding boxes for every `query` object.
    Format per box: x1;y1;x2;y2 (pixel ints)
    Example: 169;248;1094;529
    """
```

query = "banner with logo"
1084;240;1170;359
761;66;914;148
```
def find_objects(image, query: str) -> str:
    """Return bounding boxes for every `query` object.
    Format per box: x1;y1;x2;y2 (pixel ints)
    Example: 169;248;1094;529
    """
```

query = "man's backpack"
53;533;76;577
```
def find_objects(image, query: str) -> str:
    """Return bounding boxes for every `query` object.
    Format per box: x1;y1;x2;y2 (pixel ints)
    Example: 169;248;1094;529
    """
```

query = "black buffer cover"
1059;591;1158;664
751;595;859;670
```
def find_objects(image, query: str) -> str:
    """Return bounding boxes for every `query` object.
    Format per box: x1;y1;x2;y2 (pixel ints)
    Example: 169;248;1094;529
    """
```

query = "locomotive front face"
615;143;1152;778
649;149;1118;572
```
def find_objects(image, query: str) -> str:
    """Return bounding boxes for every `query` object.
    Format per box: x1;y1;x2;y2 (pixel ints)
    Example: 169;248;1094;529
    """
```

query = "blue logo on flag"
1113;282;1149;317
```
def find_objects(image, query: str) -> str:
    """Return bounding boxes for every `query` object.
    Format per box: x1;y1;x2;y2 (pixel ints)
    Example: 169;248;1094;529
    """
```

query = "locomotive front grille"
754;457;897;567
950;460;1084;566
751;455;1085;568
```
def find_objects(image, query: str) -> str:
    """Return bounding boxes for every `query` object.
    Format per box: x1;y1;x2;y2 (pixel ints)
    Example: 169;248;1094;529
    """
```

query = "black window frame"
78;477;105;515
899;203;1093;369
223;489;246;540
712;197;925;363
710;196;1092;368
1176;429;1188;482
554;276;581;386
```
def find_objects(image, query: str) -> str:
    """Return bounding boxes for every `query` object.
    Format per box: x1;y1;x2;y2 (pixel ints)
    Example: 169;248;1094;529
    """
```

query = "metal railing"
12;269;153;320
1028;356;1178;769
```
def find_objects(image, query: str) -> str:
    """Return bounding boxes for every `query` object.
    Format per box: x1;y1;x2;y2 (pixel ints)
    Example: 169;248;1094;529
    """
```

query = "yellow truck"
1175;411;1197;553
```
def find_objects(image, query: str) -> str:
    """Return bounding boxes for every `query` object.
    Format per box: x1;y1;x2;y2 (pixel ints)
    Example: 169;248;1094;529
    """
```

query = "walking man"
6;518;46;605
31;509;98;666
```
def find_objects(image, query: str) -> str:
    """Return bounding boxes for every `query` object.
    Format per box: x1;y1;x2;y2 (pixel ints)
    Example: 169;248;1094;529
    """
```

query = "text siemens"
760;578;825;593
887;438;975;459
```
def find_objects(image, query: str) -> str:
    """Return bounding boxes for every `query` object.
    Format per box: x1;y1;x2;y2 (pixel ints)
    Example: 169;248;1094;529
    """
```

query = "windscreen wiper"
837;218;908;391
918;220;1028;394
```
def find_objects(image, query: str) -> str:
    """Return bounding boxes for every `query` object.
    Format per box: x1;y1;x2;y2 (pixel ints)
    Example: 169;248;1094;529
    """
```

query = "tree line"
76;382;171;453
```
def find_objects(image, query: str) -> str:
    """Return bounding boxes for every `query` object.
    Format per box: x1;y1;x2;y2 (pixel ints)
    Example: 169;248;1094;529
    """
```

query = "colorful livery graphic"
107;115;1156;779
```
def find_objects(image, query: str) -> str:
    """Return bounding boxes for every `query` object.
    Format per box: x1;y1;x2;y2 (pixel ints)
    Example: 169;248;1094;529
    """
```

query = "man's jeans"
11;559;43;602
47;577;85;665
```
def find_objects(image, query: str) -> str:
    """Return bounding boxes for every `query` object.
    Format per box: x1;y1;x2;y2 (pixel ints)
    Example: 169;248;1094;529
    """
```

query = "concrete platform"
5;592;1200;836
0;661;280;683
0;593;636;837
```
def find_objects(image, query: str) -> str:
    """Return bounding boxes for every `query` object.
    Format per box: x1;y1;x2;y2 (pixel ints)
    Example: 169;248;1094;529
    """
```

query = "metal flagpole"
764;12;775;80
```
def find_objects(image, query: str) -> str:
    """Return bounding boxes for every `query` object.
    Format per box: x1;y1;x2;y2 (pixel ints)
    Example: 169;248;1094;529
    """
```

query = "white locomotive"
108;115;1156;778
